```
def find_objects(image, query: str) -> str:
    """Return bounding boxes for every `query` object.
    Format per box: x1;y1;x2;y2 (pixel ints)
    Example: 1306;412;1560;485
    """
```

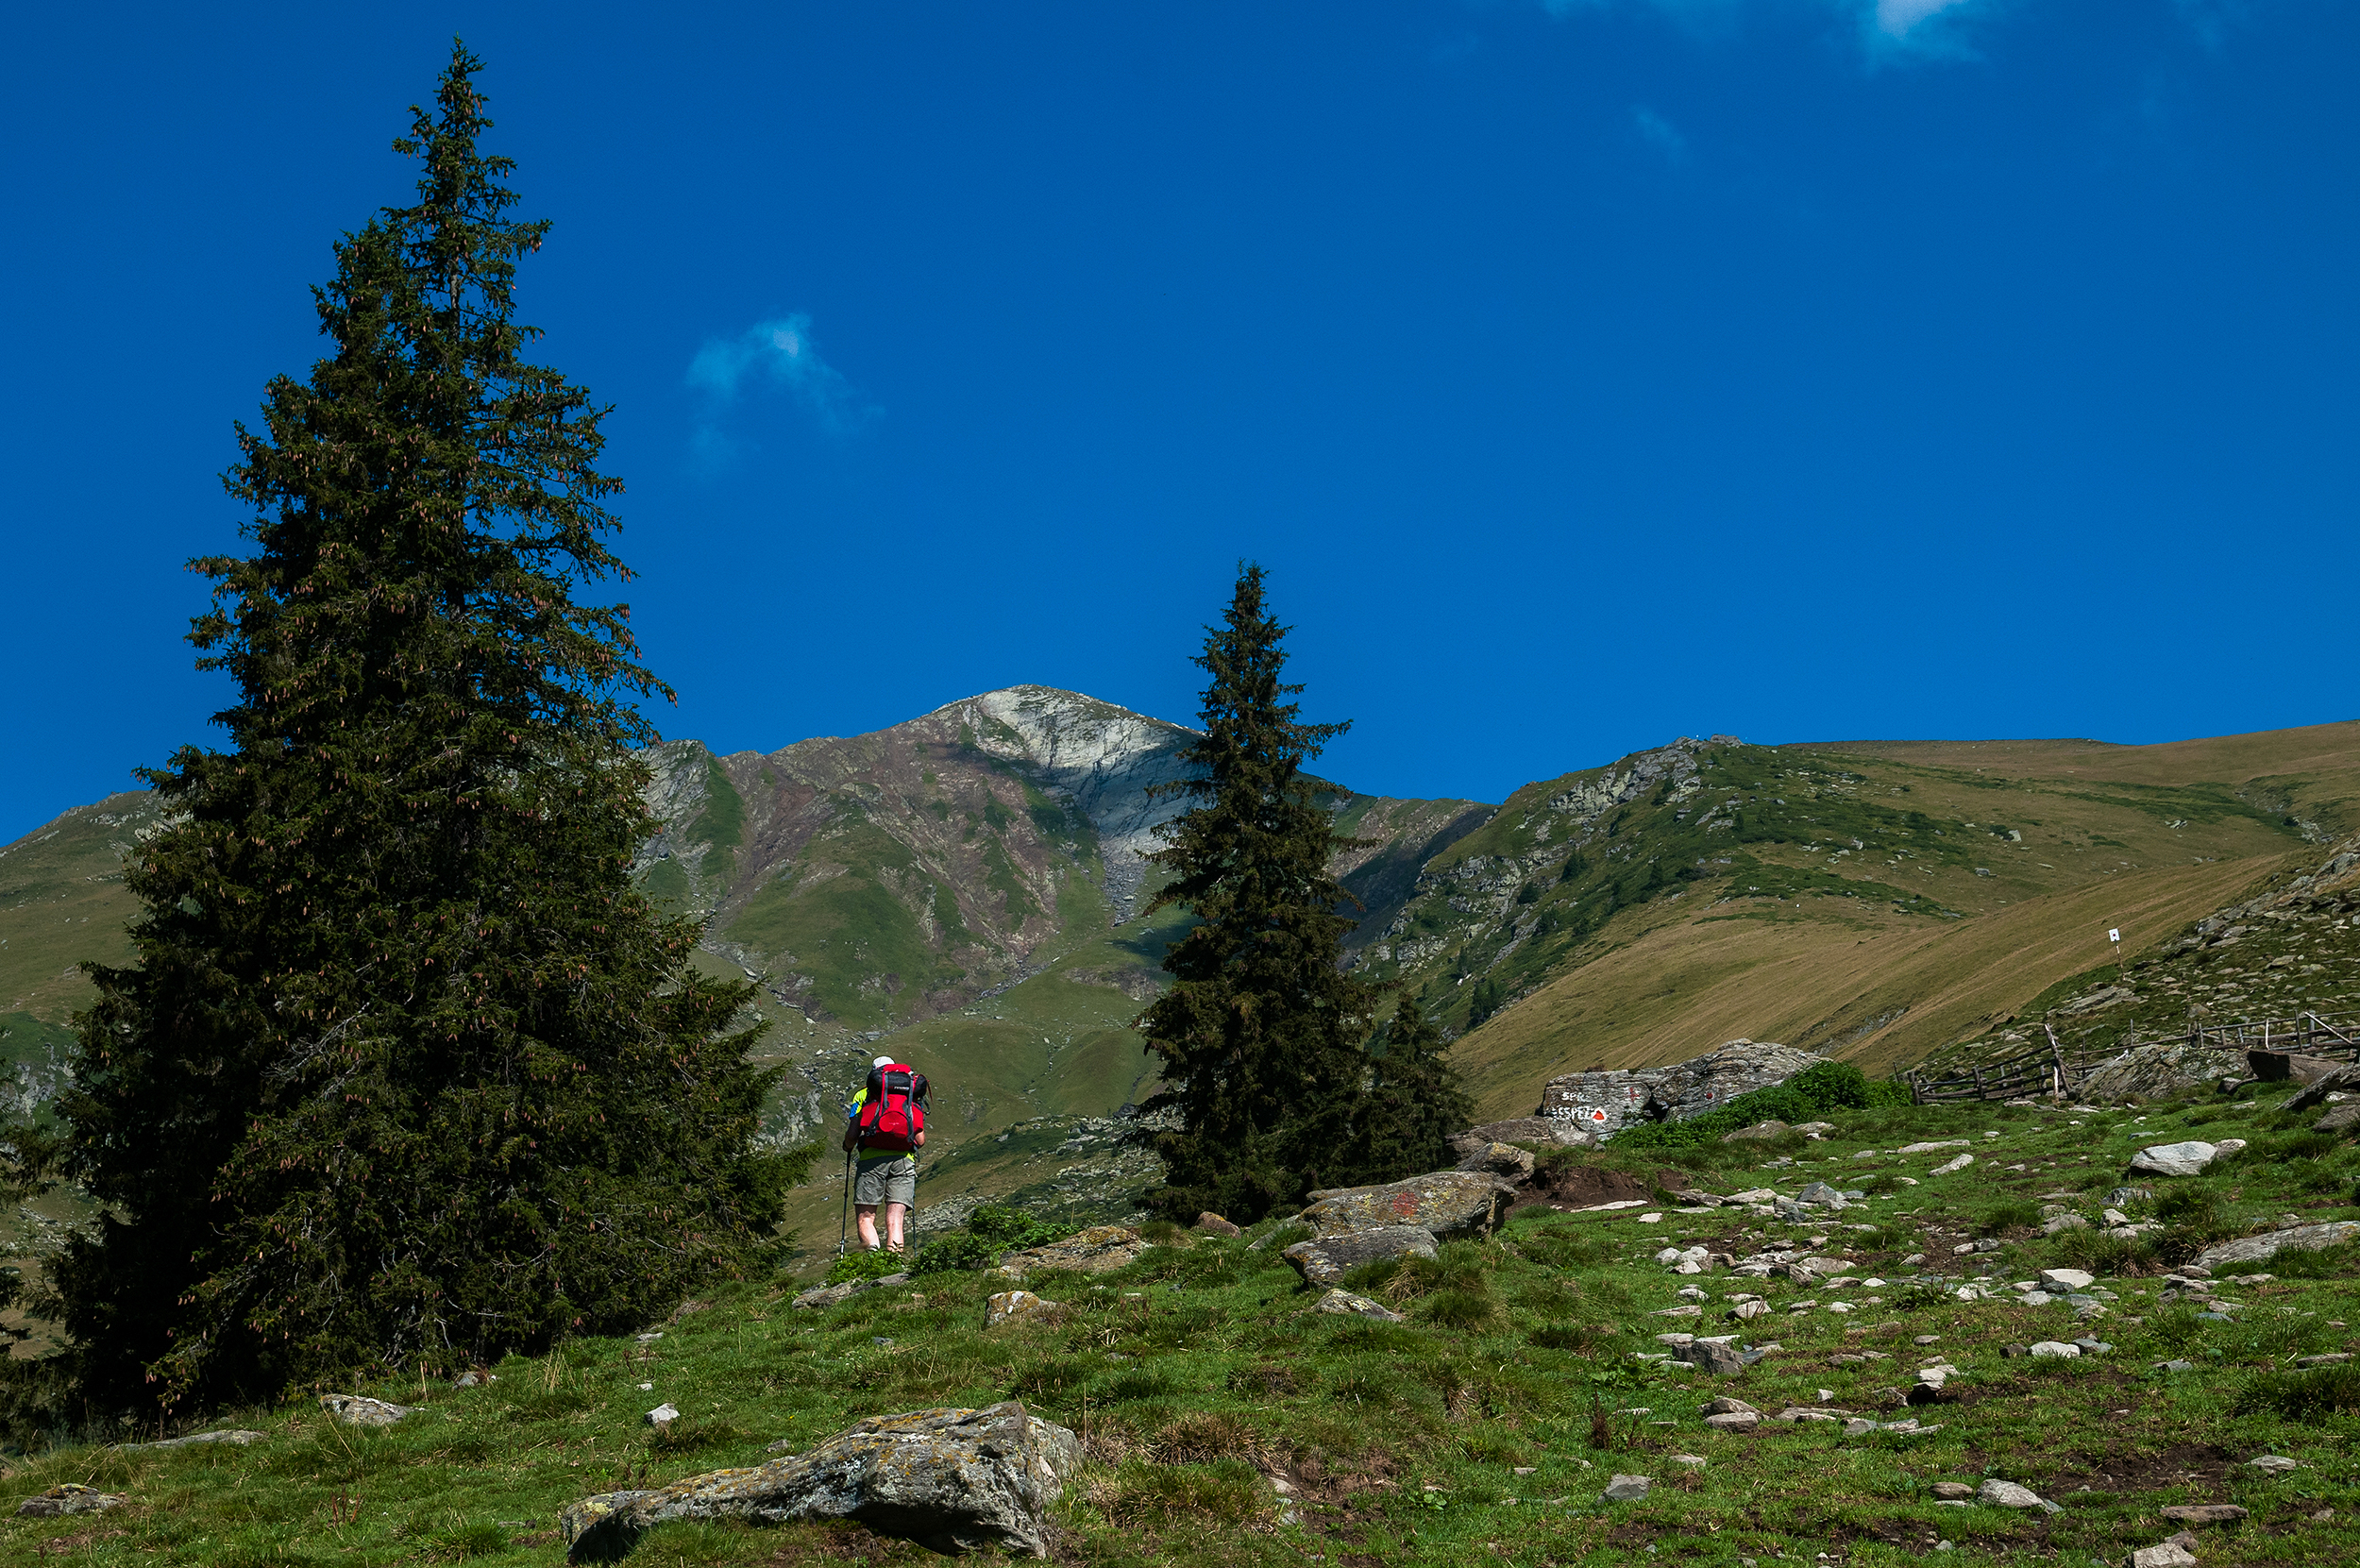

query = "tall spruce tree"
48;44;797;1417
1137;566;1382;1222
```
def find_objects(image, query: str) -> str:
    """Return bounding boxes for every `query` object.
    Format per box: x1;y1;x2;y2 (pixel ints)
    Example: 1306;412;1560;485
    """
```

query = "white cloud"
1633;106;1690;160
1871;0;1977;37
686;313;876;438
1532;0;2001;52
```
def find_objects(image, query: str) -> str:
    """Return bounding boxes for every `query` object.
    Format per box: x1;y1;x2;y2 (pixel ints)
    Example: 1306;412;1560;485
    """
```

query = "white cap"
873;1054;897;1069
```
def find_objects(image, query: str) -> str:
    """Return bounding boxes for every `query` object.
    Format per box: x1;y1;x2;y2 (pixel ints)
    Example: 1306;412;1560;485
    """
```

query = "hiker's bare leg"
884;1202;910;1252
855;1205;882;1250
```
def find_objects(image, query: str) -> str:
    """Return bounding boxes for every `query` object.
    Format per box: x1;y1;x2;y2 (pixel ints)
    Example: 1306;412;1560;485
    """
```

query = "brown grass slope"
1448;719;2360;1121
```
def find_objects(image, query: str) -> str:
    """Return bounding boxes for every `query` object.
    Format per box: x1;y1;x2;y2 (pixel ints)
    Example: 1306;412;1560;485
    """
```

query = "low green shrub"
825;1247;916;1284
1416;1290;1502;1331
2236;1363;2360;1423
1977;1201;2043;1237
1511;1223;1614;1271
1610;1061;1905;1149
1398;1242;1492;1298
1101;1458;1267;1524
2045;1228;2153;1276
2263;1240;2360;1278
904;1203;1076;1275
2153;1186;2223;1227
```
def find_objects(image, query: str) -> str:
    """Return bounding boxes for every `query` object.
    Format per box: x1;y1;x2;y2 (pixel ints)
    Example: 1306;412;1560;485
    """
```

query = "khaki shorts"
853;1155;917;1208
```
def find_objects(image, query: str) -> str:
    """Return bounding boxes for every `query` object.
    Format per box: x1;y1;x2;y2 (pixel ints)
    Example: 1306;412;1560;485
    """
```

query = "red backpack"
855;1063;929;1153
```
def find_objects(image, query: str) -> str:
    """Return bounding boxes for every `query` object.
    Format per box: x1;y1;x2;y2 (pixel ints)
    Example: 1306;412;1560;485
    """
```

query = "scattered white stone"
2250;1455;2299;1474
118;1428;264;1452
2039;1268;2095;1291
1930;1155;1974;1176
1605;1475;1652;1502
2030;1341;2081;1358
2131;1545;2198;1568
1979;1478;2052;1510
1639;1212;1664;1223
319;1394;417;1427
1314;1289;1407;1323
15;1485;127;1517
646;1402;680;1426
2131;1141;2221;1177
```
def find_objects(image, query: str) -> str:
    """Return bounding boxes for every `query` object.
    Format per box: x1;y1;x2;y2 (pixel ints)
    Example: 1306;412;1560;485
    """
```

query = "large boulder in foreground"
1300;1171;1511;1240
1283;1225;1440;1285
562;1401;1078;1560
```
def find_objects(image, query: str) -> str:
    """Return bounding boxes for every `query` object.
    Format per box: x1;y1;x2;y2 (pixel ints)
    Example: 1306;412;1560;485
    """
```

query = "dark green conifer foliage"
1137;566;1382;1222
1341;994;1475;1180
49;44;799;1416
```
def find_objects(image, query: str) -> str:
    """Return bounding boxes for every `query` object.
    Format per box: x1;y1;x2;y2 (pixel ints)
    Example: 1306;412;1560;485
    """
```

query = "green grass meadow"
11;1078;2360;1565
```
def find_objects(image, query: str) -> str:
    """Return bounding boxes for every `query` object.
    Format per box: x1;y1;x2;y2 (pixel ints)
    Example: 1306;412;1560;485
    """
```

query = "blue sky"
2;1;2352;839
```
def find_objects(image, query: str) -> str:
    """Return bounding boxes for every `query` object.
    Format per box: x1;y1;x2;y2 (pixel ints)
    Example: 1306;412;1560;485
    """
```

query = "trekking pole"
838;1147;854;1260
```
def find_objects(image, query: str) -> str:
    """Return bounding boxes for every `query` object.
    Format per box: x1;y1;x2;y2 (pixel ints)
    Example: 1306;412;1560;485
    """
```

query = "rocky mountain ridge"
9;698;2360;1245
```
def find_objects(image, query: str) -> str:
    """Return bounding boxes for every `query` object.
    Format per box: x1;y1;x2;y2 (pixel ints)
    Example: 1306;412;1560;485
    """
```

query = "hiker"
844;1054;928;1254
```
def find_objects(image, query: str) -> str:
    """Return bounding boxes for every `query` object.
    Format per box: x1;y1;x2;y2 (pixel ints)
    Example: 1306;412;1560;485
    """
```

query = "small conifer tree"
47;44;799;1416
1137;565;1381;1222
1342;994;1475;1179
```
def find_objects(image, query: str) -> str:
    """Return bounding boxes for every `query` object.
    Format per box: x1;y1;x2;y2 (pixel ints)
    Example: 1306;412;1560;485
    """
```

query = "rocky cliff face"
633;686;1205;1035
637;684;1496;1039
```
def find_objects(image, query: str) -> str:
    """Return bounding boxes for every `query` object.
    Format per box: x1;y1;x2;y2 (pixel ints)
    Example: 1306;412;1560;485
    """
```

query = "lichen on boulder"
561;1401;1079;1560
1282;1225;1440;1285
991;1225;1144;1279
2077;1042;2246;1103
1298;1171;1511;1240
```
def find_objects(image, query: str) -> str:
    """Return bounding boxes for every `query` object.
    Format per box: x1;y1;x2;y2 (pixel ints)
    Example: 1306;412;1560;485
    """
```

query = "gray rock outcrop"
2288;1064;2360;1113
319;1394;417;1426
16;1484;126;1517
2248;1050;2343;1086
992;1225;1144;1279
561;1401;1079;1560
117;1428;263;1452
2078;1042;2246;1103
1283;1226;1440;1285
2131;1141;2240;1177
793;1272;914;1310
1452;1118;1596;1154
1299;1172;1512;1239
1452;1141;1537;1181
1537;1040;1828;1141
1314;1288;1408;1323
2191;1221;2360;1271
985;1290;1056;1328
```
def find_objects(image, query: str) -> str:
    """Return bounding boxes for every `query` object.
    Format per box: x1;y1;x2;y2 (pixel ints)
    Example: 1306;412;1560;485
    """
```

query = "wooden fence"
1906;1011;2360;1104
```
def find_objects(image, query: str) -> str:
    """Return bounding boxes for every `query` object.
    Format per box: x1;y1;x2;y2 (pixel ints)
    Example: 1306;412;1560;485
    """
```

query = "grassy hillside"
0;792;160;1029
13;706;2360;1280
1427;724;2360;1121
13;1070;2360;1566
